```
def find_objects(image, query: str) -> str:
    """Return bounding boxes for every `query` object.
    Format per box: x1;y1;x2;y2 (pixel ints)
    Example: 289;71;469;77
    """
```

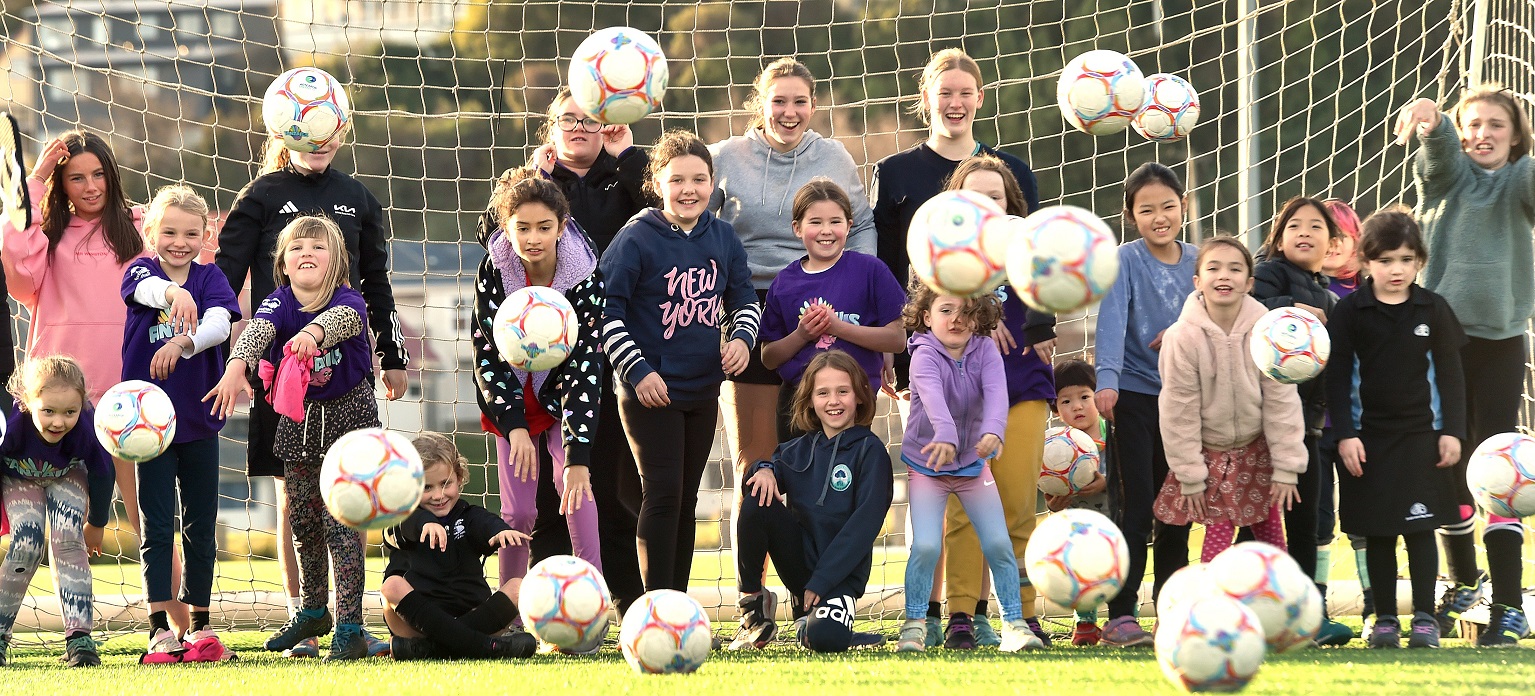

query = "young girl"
122;185;242;663
472;168;604;584
896;285;1040;654
1250;196;1341;584
1153;237;1306;564
0;356;114;667
1092;162;1197;647
937;155;1056;649
382;432;537;661
206;215;381;662
1326;211;1466;649
597;130;759;594
1396;86;1533;645
732;350;894;653
215;126;406;657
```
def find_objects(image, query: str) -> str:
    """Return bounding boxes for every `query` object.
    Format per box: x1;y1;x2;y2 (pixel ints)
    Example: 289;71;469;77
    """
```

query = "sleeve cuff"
1271;470;1298;486
1179;481;1206;496
1022;322;1056;345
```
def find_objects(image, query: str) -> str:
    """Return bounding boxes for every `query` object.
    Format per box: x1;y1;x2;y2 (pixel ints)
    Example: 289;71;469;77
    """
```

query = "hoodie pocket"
658;353;724;384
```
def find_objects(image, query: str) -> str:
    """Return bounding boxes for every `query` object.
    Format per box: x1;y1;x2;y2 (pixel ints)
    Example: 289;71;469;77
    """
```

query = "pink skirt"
1155;437;1274;527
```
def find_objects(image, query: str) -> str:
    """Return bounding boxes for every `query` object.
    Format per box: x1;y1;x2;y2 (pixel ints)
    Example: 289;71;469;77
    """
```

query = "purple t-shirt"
759;251;906;389
122;259;243;442
254;285;372;402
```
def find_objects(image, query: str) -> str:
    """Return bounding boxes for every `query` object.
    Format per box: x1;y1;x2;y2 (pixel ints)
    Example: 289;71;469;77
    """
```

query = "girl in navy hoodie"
731;350;893;653
598;130;760;593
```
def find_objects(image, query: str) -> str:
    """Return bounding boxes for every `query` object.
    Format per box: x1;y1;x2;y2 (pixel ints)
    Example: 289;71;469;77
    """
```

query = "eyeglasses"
554;115;603;133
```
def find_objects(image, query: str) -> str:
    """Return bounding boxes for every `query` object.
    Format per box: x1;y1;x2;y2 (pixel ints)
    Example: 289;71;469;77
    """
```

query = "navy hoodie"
599;209;760;402
750;425;894;599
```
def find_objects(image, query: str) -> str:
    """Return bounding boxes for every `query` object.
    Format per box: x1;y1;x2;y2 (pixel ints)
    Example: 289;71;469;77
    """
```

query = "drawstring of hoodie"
757;131;802;215
299;400;327;456
816;431;844;506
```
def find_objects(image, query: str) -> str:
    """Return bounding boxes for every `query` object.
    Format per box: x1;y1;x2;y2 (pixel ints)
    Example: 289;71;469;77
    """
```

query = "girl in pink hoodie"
1153;237;1308;562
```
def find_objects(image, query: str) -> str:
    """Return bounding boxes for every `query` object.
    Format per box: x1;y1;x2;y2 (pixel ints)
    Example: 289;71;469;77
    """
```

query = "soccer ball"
520;555;613;653
905;190;1011;297
569;27;669;125
1156;595;1268;693
1057;50;1147;135
493;286;580;372
1023;508;1130;611
262;67;350;153
1249;307;1330;384
1206;542;1322;653
1038;426;1099;496
1005;205;1120;314
1467;432;1535;518
319;428;424;530
95;380;176;462
619;589;712;674
1156;563;1213;620
1133;73;1201;142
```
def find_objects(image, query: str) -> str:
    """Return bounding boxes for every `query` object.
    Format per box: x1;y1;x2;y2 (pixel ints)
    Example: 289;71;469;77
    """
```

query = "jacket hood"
488;220;598;295
1177;291;1269;337
780;424;880;506
908;329;989;360
744;127;823;159
632;207;718;237
739;129;825;213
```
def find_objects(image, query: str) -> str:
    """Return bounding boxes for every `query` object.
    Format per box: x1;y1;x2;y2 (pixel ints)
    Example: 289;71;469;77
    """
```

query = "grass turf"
4;626;1535;694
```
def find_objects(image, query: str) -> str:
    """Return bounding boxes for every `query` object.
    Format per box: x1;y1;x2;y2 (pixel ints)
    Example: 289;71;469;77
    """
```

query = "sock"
1485;526;1525;608
192;610;211;633
149;611;170;636
286;596;300;619
459;592;519;634
974;600;989;618
1404;531;1439;616
66;630;89;641
298;606;326;620
1438;514;1479;586
1365;536;1399;622
1075;609;1098;623
1315;547;1332;585
927;601;941;619
1318;584;1330;619
1360;588;1375;621
394;592;495;658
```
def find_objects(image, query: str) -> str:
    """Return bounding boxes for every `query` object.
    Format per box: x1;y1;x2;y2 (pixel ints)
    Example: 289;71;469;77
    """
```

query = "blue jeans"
137;437;220;606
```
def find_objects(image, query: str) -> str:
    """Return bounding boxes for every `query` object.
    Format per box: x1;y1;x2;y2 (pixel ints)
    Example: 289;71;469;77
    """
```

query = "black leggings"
1459;335;1528;606
737;493;860;653
1107;390;1189;620
1366;530;1438;619
619;391;718;593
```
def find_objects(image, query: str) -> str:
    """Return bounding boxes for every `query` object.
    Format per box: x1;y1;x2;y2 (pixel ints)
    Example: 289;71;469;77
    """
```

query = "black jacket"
384;501;509;603
1252;255;1336;420
544;148;653;255
214;165;408;370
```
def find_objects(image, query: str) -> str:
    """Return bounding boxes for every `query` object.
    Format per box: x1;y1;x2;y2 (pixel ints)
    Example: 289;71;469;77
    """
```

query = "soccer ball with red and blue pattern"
1023;508;1130;611
1206;542;1322;653
95;380;176;462
520;555;613;654
1133;73;1201;142
1468;432;1535;518
320;428;423;530
493;286;579;372
569;27;669;125
1058;50;1147;135
1005;205;1120;314
262;67;350;153
1156;595;1268;693
619;590;711;674
1249;307;1330;384
1039;426;1099;496
905;189;1011;297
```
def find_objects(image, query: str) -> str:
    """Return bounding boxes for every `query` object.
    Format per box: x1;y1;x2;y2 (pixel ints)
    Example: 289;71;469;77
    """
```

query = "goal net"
0;0;1523;639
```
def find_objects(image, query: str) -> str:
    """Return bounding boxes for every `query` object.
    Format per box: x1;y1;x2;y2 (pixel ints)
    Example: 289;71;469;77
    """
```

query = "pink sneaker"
184;629;238;662
139;628;188;664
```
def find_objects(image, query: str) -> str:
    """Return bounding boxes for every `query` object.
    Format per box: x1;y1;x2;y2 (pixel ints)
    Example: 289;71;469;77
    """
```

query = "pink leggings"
1201;504;1286;563
496;431;602;583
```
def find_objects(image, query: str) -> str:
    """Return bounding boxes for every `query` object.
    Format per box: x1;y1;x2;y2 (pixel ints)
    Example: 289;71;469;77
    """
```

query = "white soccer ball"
520;555;613;653
569;27;669;125
1023;508;1130;611
262;67;350;153
1133;73;1201;142
493;286;580;373
1005;205;1121;314
1039;425;1100;496
1156;595;1268;693
1467;432;1535;518
95;380;177;462
320;428;424;530
1249;307;1330;384
619;589;711;674
1156;563;1214;621
1205;542;1323;653
905;190;1011;298
1058;50;1147;135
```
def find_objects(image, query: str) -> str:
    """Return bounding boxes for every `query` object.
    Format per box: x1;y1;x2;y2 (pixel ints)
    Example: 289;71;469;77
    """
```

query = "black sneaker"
1407;611;1441;648
1477;604;1530;648
1367;617;1401;649
849;630;886;649
62;634;101;667
727;591;779;651
266;610;333;652
490;630;538;659
944;613;977;650
390;636;449;661
322;626;369;662
1025;618;1054;648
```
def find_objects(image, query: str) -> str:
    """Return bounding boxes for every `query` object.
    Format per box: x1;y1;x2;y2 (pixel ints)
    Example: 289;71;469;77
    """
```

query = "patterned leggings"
1201;503;1287;563
0;470;93;636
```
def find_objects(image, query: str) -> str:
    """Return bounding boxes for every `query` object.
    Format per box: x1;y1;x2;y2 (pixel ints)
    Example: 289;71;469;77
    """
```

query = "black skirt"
272;379;382;464
1337;429;1457;537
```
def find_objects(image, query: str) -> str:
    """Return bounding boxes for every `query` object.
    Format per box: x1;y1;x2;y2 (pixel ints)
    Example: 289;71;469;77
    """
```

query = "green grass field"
3;623;1535;695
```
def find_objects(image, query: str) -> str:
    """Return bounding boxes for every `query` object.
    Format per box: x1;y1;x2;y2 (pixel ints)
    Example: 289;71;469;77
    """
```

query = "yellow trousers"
944;399;1047;617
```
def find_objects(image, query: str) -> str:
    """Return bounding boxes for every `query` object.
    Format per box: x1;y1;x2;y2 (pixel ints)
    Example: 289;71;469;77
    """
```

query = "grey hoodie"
709;129;876;289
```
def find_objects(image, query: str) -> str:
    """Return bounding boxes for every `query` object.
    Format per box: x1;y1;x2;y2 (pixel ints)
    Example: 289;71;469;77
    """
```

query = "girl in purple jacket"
896;285;1039;654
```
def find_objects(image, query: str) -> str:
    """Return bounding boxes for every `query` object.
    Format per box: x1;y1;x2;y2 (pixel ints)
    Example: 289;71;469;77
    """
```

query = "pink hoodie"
2;179;145;404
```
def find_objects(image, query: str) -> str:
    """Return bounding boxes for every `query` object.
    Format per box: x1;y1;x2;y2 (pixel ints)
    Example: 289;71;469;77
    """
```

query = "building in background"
274;0;457;60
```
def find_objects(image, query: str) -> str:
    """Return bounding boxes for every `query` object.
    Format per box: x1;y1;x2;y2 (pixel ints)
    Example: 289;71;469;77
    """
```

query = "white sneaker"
895;619;927;653
140;628;188;664
1001;619;1045;653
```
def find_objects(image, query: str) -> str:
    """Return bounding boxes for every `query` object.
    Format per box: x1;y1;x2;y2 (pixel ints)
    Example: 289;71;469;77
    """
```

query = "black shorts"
727;289;783;386
244;380;285;478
